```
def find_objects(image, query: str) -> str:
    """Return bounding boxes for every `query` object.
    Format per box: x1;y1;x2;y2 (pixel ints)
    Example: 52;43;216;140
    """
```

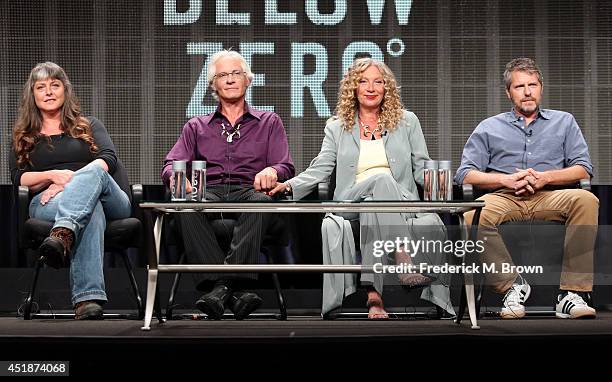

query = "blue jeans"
29;163;131;306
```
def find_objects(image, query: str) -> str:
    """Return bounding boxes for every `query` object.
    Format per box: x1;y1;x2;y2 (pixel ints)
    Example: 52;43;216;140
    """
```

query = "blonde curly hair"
333;57;404;131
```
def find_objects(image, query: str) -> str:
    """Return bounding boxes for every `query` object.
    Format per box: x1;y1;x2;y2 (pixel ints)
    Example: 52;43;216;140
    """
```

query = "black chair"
460;180;594;318
317;168;449;319
163;195;291;321
16;160;144;320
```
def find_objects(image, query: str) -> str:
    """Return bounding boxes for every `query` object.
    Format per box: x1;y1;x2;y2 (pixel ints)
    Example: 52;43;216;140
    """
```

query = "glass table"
139;200;485;330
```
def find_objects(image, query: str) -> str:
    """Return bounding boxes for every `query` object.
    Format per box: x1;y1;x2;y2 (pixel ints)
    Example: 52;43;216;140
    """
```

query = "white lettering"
366;0;413;25
164;0;202;25
265;0;297;24
186;42;223;117
342;41;384;74
305;0;347;26
241;42;275;111
373;240;384;258
291;43;330;117
502;263;544;274
164;1;414;26
482;263;497;274
217;0;250;25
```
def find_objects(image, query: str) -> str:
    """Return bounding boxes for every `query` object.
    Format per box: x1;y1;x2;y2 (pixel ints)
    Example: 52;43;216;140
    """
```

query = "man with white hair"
162;50;295;320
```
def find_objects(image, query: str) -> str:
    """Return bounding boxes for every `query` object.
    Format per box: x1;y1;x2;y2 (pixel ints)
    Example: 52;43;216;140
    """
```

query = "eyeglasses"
214;70;246;81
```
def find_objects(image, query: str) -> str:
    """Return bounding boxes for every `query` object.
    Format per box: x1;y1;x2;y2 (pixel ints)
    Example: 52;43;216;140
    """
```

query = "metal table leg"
455;209;482;329
142;213;165;330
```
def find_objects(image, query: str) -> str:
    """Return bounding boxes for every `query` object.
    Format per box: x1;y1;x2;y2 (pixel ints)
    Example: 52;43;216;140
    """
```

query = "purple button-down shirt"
161;103;295;187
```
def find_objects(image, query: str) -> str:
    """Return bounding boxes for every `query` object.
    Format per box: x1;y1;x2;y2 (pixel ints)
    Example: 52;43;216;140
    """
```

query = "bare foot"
399;273;434;287
394;250;434;287
366;291;389;320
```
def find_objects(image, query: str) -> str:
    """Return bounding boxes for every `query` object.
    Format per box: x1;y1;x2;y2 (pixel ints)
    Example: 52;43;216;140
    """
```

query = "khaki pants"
464;188;599;294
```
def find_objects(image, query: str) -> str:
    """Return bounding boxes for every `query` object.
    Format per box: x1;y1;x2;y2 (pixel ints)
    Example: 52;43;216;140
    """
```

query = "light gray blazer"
288;110;431;199
288;111;456;315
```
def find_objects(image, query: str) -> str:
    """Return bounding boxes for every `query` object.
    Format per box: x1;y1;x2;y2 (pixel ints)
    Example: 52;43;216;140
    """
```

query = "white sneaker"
555;291;596;319
500;278;531;319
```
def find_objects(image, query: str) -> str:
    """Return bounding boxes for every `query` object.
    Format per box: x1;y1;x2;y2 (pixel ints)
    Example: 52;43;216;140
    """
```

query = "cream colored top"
355;139;392;184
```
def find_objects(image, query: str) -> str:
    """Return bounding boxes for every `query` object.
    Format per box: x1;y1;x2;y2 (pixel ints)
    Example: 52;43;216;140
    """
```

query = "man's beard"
517;100;538;115
518;106;537;114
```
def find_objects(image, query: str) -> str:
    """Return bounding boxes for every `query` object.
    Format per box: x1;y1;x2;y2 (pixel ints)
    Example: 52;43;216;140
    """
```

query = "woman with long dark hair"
10;62;131;319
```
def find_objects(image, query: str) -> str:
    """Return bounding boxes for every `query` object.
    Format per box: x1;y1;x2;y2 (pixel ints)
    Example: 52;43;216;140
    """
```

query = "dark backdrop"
2;0;612;268
2;0;612;184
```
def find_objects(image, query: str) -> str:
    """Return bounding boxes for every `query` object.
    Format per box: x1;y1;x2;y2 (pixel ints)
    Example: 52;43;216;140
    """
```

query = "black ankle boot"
38;227;74;269
195;283;232;320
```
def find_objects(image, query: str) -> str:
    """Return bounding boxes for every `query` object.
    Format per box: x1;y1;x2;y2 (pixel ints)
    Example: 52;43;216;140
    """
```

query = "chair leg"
271;273;287;320
456;284;467;324
155;282;165;323
166;273;183;320
119;250;144;320
23;259;44;320
262;247;288;320
435;306;443;319
166;252;185;320
475;279;485;319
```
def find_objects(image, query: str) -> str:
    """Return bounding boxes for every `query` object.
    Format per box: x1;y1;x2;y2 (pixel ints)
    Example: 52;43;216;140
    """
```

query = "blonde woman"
270;58;453;319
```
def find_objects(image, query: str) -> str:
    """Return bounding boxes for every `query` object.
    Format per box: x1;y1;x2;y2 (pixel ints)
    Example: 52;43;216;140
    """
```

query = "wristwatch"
285;182;292;194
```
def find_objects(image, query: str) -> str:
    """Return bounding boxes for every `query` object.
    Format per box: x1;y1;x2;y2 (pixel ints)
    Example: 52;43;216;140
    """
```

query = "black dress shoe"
195;284;232;320
228;291;263;320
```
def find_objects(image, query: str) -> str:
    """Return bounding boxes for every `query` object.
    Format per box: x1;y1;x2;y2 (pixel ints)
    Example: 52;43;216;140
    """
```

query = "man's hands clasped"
501;168;551;196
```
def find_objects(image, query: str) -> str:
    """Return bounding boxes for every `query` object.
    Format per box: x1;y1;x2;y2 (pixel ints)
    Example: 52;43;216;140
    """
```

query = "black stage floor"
1;311;610;374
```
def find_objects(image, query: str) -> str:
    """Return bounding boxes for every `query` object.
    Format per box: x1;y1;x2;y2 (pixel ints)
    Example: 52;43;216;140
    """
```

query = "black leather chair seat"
104;218;142;249
23;218;142;251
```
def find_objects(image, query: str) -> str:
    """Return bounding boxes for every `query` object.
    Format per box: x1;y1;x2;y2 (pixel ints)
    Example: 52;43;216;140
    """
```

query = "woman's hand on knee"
40;184;64;205
47;169;74;186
